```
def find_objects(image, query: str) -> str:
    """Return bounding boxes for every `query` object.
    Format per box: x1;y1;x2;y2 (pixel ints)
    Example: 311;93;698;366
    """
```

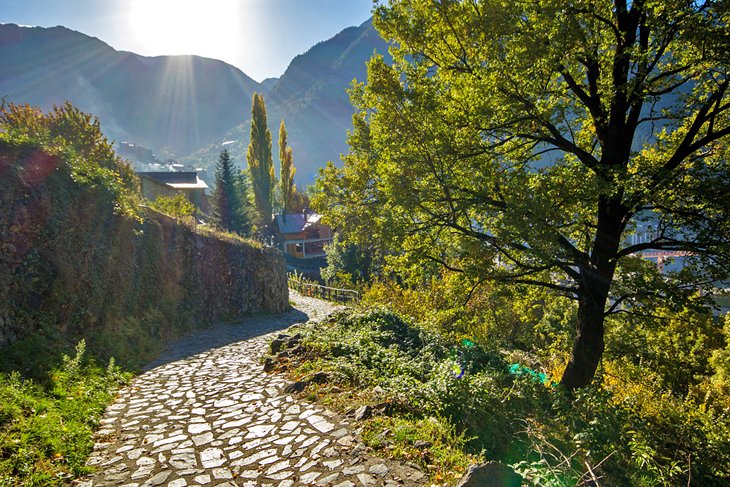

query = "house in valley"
273;211;334;276
137;171;210;213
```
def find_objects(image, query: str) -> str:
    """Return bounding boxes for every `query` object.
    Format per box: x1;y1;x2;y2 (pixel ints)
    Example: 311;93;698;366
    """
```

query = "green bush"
0;341;129;485
148;193;196;219
284;304;730;485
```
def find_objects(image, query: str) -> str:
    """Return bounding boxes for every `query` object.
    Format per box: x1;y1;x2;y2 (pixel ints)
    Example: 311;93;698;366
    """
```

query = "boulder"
355;405;372;421
310;371;330;384
456;462;522;487
283;380;309;394
270;338;286;354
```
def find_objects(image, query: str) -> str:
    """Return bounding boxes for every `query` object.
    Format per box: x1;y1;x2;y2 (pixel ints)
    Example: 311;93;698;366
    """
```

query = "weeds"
269;306;730;486
0;341;129;485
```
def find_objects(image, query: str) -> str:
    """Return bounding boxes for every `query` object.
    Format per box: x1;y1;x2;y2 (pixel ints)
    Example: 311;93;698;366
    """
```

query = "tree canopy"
278;120;297;214
314;0;730;389
247;93;275;227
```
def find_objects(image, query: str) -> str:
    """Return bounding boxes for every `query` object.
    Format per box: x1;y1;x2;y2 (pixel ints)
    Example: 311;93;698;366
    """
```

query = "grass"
0;341;130;486
267;306;730;486
266;308;512;485
361;415;476;484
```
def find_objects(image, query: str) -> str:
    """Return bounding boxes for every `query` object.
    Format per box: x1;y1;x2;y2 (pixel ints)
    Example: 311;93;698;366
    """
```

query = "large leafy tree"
278;120;297;214
314;0;730;389
247;93;275;226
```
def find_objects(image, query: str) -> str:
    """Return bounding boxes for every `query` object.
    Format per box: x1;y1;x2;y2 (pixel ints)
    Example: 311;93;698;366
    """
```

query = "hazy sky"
1;0;375;82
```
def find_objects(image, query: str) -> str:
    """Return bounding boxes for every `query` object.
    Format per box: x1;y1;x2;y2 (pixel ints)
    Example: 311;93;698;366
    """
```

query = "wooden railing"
288;277;360;303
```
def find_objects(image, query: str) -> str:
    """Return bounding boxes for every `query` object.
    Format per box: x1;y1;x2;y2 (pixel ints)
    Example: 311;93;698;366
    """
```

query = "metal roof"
274;212;323;234
138;171;208;189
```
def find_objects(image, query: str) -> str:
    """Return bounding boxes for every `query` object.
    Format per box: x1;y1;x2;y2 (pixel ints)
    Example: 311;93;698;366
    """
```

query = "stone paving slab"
78;292;427;486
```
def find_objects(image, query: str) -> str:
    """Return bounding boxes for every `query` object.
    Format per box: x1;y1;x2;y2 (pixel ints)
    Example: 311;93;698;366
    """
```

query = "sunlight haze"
1;0;374;81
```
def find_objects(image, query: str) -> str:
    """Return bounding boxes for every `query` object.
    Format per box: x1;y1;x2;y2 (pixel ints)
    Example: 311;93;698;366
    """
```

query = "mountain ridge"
0;18;389;182
182;18;391;182
0;22;261;158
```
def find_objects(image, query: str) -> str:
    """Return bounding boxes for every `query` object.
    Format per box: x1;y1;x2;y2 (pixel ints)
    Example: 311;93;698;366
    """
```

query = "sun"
128;0;243;59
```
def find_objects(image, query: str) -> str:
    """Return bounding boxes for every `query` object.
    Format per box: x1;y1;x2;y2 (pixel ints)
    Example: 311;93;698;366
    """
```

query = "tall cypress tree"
233;168;253;237
278;119;296;215
247;93;275;226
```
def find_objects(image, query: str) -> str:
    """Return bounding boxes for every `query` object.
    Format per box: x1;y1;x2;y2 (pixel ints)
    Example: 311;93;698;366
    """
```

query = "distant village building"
273;211;333;277
137;171;209;213
274;211;333;259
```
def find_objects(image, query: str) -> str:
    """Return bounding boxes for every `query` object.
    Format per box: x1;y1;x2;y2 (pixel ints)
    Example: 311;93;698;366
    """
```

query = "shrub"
0;341;129;484
148;193;196;219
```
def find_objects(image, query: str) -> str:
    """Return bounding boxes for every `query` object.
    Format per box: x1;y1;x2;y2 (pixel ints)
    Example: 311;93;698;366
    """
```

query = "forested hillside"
176;18;391;181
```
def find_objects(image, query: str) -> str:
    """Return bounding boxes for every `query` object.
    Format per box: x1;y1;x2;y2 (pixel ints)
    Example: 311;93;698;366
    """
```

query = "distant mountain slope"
183;18;391;182
1;19;389;182
0;23;260;157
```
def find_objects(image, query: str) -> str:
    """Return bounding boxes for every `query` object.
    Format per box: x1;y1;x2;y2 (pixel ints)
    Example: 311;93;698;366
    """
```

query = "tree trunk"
561;284;609;389
561;195;626;389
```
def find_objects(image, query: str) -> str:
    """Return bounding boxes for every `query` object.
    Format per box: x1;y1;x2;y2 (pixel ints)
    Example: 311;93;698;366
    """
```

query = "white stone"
188;423;211;434
213;399;235;408
142;470;170;486
317;473;340;486
356;473;376;486
245;424;275;438
200;447;225;468
212;468;233;479
299;471;321;484
323;459;344;469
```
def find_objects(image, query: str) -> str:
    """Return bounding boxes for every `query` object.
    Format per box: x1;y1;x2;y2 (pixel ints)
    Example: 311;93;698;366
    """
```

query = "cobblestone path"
80;292;427;487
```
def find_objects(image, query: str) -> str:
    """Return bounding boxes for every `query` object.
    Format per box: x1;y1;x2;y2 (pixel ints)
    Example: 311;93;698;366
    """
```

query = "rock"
456;462;522;487
368;463;389;476
376;429;390;442
270;338;286;354
374;402;394;415
354;405;372;421
283;380;309;394
413;440;432;449
310;371;330;384
351;445;367;456
287;333;303;346
263;357;275;372
143;470;171;486
288;345;306;356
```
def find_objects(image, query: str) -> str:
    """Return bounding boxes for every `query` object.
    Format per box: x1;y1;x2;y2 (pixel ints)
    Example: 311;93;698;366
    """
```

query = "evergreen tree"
247;93;275;227
210;148;236;230
210;149;248;234
278;119;296;215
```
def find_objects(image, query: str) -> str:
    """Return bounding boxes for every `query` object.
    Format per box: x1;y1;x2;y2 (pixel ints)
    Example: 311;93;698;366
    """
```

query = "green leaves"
315;0;730;387
0;102;140;220
278;120;296;214
247;93;275;227
0;344;128;484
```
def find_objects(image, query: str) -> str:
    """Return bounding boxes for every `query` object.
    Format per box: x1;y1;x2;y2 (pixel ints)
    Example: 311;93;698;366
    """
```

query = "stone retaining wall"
0;148;288;363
